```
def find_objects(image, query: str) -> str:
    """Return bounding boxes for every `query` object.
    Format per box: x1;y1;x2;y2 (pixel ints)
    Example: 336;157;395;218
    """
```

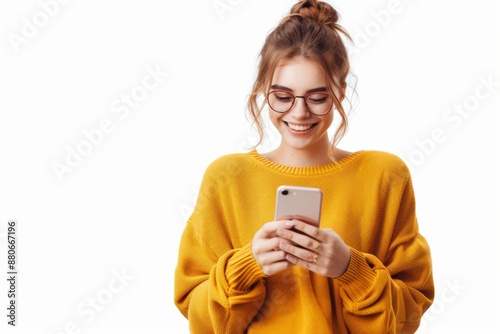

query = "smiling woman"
174;1;434;333
262;59;338;166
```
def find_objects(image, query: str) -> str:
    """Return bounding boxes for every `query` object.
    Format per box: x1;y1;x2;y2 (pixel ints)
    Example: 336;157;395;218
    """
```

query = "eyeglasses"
267;90;334;116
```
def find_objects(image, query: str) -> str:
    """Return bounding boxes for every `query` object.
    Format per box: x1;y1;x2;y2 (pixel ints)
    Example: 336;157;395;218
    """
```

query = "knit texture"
174;150;434;333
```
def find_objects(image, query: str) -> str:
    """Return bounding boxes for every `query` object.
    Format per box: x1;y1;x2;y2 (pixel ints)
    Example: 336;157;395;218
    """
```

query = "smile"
285;122;316;131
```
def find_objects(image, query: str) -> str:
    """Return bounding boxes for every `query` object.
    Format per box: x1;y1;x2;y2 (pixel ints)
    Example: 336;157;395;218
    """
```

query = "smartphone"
274;185;323;226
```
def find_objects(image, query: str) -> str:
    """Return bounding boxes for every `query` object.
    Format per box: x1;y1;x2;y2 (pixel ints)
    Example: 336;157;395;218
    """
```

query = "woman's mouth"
285;122;316;132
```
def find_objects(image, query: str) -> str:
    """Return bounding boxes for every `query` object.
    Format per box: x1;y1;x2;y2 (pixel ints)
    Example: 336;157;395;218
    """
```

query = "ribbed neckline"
249;149;365;176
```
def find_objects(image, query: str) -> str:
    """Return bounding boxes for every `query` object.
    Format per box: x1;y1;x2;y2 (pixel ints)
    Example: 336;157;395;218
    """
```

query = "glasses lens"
306;93;333;115
268;91;294;113
267;91;333;115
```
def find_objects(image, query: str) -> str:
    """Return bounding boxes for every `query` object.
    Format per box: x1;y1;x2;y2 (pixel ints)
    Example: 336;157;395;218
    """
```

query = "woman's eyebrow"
270;84;328;93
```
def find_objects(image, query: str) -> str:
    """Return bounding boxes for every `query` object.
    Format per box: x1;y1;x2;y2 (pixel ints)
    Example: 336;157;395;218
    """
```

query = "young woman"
174;1;434;333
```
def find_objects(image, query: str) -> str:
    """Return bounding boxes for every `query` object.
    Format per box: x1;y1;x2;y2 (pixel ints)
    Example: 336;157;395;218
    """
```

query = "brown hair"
247;0;353;157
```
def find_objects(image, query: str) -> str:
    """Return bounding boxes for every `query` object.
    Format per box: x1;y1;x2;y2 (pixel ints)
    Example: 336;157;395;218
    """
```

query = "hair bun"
290;0;339;28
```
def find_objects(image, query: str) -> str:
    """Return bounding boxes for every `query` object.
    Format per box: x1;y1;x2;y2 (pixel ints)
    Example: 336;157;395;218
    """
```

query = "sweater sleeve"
174;164;268;333
335;174;434;334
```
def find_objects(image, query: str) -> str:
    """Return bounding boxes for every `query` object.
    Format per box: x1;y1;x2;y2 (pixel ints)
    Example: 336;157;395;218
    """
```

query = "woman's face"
268;58;336;156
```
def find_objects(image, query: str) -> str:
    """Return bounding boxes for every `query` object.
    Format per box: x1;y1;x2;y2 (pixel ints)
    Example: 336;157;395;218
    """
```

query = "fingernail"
280;242;288;250
285;220;296;227
277;229;285;237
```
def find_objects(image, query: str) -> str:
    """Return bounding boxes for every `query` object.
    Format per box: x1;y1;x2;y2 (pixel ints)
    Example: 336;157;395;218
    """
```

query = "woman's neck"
262;144;353;167
263;144;331;167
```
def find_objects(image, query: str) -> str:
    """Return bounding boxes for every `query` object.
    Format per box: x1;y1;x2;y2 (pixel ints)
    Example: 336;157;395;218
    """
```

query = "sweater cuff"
335;247;379;300
226;242;267;291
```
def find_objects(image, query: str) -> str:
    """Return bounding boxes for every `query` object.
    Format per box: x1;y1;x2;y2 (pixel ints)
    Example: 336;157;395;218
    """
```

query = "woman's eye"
308;95;328;104
275;95;293;102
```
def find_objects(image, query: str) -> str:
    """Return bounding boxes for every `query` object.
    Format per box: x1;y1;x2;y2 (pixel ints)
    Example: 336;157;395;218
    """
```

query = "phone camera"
281;189;289;196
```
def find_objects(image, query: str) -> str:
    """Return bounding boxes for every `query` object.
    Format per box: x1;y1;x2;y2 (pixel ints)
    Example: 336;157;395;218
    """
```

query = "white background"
0;0;498;333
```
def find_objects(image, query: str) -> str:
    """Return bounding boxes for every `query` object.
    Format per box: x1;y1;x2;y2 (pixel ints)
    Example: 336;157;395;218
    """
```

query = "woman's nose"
289;96;310;118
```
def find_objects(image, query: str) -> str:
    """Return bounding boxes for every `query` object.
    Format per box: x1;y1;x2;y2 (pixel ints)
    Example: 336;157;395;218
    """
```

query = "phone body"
274;185;323;227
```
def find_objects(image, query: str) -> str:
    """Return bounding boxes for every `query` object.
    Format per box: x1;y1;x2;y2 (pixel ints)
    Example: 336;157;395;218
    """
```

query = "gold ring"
313;242;321;251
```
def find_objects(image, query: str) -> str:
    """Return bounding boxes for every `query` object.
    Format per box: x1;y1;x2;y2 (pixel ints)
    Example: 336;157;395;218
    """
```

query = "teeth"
287;123;313;131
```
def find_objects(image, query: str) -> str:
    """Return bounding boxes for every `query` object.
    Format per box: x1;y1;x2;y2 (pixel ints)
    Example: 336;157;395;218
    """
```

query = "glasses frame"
267;90;334;116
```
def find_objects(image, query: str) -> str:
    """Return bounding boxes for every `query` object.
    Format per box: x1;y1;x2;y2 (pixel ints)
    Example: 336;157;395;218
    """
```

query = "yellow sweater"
174;150;434;333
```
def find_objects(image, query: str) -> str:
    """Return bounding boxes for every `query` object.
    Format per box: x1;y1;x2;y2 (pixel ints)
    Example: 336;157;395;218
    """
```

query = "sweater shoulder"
201;152;253;182
358;150;411;180
205;152;252;170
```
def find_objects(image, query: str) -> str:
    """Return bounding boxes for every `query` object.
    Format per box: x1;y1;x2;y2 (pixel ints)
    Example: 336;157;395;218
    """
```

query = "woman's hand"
276;220;351;278
252;220;297;276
